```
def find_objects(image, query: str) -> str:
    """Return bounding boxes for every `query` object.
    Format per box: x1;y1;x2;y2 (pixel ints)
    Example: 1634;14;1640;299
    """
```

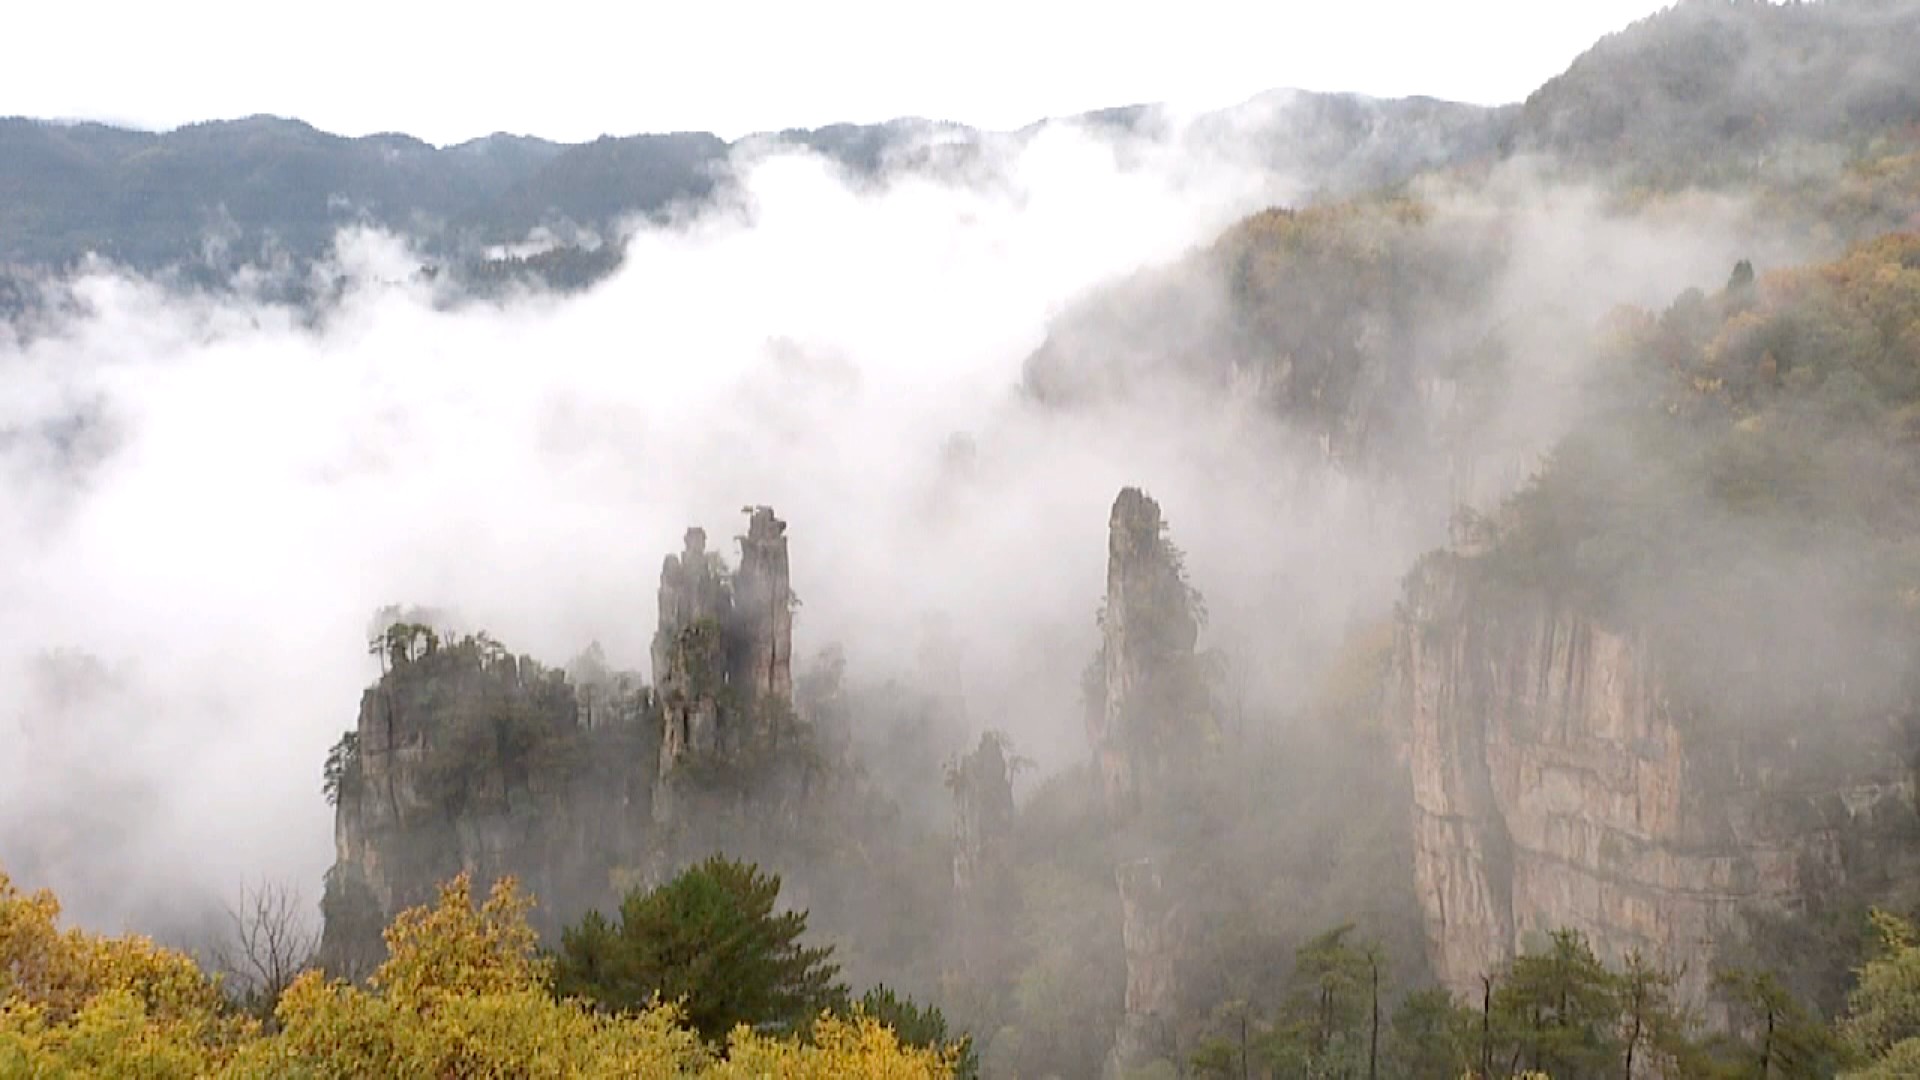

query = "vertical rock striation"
320;629;644;970
1086;487;1211;1076
1396;548;1920;1007
1109;858;1185;1077
735;506;795;704
651;506;799;822
1086;487;1206;819
949;732;1019;992
654;527;730;774
323;506;805;969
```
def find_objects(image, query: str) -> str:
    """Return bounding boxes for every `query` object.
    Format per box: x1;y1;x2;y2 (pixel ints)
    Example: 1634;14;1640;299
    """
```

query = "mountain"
0;116;545;269
0;91;1512;280
462;131;728;242
1513;0;1920;184
9;2;1920;282
25;4;1920;1074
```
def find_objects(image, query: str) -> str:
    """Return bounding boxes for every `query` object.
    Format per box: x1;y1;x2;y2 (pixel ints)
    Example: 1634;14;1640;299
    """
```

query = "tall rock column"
652;507;798;823
654;527;729;775
1087;487;1204;818
1086;487;1209;1076
1109;859;1184;1077
949;732;1019;991
733;506;794;704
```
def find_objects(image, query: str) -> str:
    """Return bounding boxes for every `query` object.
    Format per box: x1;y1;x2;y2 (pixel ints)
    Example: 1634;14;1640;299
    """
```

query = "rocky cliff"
1085;487;1210;820
651;506;800;823
320;628;650;969
1110;857;1185;1075
948;732;1019;995
1396;547;1920;1009
321;506;805;968
1083;487;1213;1076
654;526;730;776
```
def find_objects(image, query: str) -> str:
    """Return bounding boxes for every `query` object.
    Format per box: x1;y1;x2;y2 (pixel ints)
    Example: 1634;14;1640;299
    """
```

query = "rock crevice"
1396;549;1917;1007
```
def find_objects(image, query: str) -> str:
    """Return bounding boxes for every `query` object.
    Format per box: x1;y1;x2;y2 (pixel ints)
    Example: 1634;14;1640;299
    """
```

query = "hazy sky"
11;1;1674;144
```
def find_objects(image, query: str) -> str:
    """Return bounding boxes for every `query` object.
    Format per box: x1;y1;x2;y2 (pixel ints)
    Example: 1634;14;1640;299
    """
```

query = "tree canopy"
554;855;846;1042
0;866;953;1077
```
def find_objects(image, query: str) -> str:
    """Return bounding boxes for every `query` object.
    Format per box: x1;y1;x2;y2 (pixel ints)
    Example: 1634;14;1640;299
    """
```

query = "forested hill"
11;3;1920;286
1512;0;1920;185
0;116;712;271
0;90;1507;278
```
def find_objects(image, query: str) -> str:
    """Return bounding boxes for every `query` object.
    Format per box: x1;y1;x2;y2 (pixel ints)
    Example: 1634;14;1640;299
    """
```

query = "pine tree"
553;855;845;1042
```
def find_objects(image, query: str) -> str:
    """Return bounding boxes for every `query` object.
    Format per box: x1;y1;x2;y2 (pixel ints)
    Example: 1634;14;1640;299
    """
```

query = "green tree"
1617;950;1702;1078
1189;998;1254;1079
1258;925;1376;1078
321;731;360;808
1840;910;1920;1077
1386;988;1472;1080
857;985;978;1079
552;855;845;1042
0;867;954;1077
1491;930;1623;1079
1708;967;1841;1078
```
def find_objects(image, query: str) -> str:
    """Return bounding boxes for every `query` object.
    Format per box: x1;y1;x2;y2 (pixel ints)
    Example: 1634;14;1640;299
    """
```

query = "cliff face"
1397;550;1919;1006
1086;487;1208;819
735;507;795;704
654;526;730;774
651;507;798;822
322;633;647;969
950;733;1015;911
323;507;801;967
948;732;1019;992
1084;487;1211;1076
1111;857;1185;1075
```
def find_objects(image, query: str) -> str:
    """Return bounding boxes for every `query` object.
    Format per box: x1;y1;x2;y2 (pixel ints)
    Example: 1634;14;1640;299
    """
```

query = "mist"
0;112;1795;950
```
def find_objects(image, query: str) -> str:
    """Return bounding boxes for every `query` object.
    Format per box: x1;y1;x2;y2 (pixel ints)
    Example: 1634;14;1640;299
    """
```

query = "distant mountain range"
0;92;1506;279
3;0;1919;285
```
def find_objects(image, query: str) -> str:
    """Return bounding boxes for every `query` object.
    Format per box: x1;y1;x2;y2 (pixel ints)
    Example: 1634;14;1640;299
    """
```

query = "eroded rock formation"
323;506;804;969
735;506;795;703
1108;858;1184;1077
1396;548;1920;1008
651;506;799;821
1085;487;1207;819
654;526;730;773
1085;487;1211;1076
949;731;1018;989
320;629;649;969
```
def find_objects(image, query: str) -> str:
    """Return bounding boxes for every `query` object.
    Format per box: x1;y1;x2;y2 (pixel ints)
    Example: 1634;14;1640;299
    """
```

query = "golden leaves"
1;866;953;1078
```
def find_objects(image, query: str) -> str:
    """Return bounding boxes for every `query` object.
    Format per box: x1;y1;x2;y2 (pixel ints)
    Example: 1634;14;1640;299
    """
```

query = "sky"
8;0;1678;144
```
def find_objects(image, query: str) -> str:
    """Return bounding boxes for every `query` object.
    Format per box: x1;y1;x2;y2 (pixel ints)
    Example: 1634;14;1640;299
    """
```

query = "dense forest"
16;1;1920;1077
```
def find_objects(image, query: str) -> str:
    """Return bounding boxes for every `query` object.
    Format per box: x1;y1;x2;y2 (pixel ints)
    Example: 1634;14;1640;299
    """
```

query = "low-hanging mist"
0;116;1791;949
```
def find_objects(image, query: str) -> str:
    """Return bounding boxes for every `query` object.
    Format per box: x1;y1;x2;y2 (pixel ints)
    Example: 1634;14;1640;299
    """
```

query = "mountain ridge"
0;87;1506;275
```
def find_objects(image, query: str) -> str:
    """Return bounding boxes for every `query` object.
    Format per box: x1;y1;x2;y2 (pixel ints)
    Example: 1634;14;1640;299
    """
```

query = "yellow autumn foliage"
0;867;953;1078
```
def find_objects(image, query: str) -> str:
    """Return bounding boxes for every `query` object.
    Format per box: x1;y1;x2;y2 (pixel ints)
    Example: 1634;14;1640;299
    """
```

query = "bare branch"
208;879;320;1015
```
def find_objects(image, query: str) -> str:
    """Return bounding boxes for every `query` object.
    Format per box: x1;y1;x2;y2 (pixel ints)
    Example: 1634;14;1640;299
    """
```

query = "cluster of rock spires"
1078;480;1920;1059
318;479;1920;1056
318;485;1214;1075
651;508;797;820
321;506;803;966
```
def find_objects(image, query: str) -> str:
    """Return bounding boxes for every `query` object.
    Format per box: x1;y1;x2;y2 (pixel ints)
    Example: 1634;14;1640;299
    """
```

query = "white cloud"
0;109;1787;942
0;123;1294;932
8;2;1673;142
